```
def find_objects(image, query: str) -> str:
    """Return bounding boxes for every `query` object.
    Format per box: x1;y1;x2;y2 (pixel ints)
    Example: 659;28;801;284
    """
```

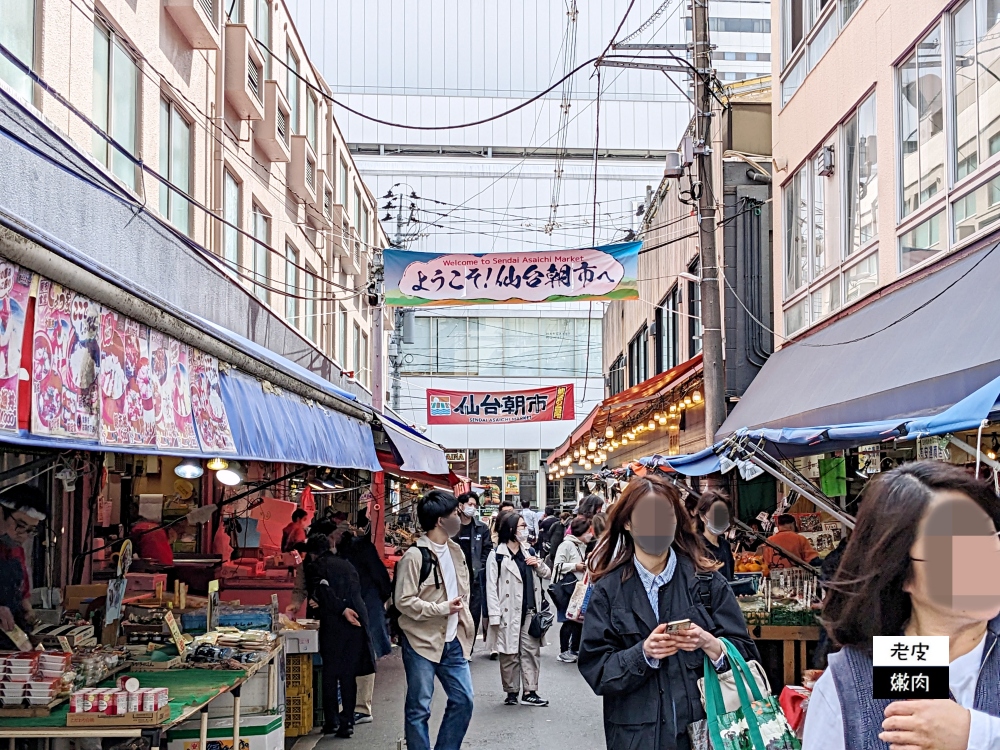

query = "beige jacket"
486;543;551;654
394;535;475;663
552;535;587;582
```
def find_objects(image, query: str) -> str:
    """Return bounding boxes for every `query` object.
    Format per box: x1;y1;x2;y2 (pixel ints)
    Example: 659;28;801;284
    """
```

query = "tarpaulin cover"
380;415;450;475
718;242;1000;438
220;369;380;470
378;451;460;490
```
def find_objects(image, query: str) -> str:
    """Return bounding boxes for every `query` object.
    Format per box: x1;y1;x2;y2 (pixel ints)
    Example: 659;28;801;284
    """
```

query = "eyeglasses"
2;508;39;536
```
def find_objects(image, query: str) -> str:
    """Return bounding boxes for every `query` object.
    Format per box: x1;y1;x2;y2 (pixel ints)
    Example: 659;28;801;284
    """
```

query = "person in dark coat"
694;490;736;581
306;522;376;738
543;513;570;569
578;476;759;750
338;515;393;725
453;492;492;641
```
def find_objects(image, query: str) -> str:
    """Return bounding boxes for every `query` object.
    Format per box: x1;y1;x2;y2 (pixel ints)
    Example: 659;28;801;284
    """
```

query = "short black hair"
305;533;330;556
578;494;604;518
456;492;479;507
497;512;525;544
311;519;336;537
570;516;591;537
545;506;556;517
499;500;515;511
1;485;47;519
292;509;308;522
777;514;797;529
417;489;459;532
520;498;531;509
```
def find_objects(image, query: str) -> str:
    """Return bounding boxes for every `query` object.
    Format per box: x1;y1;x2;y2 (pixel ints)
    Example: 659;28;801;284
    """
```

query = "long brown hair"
824;461;1000;651
589;474;719;581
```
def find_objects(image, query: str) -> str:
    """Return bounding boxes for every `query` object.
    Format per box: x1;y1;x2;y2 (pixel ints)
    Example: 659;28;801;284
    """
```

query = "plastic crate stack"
284;653;313;737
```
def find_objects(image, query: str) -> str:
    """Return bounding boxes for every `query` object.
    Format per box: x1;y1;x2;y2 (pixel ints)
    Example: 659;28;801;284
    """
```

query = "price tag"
873;636;949;699
163;611;186;654
58;636;73;654
207;580;219;633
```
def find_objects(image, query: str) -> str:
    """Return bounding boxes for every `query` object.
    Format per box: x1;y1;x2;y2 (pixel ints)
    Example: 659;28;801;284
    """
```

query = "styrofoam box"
279;629;318;654
205;666;272;717
167;715;284;750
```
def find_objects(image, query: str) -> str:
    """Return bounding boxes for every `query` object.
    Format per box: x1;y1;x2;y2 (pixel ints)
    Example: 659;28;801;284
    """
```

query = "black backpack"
387;546;441;638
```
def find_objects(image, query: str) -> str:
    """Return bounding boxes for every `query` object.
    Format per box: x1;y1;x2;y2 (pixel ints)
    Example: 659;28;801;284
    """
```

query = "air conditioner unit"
816;145;835;177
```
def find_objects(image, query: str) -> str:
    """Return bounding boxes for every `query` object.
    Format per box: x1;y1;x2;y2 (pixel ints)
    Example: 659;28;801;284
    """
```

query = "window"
810;276;841;321
627;327;648;388
953;174;1000;241
899;25;944;217
808;12;837;68
307;94;317;152
158;99;192;234
361;332;369;387
608;354;626;397
324;189;332;219
225;0;240;22
784;298;808;335
812;154;829;275
899;211;944;271
952;0;1000;182
785;166;808;295
0;0;35;101
92;23;139;191
361;205;370;251
655;285;681;373
353;323;361;376
845;94;878;254
781;55;807;105
252;0;269;76
844;251;878;301
339;307;347;365
687;261;702;357
686;17;771;33
339;159;348;207
285;243;299;325
781;0;831;65
286;48;299;134
251;205;269;302
842;0;861;24
354;187;362;229
223;170;240;269
303;265;316;342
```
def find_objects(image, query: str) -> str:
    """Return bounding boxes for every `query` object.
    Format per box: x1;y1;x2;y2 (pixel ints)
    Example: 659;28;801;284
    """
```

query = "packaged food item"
153;687;169;709
117;675;140;692
141;688;157;712
126;690;141;713
105;690;128;715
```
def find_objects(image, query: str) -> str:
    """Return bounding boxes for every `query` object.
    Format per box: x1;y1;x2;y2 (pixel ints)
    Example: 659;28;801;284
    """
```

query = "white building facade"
288;0;771;507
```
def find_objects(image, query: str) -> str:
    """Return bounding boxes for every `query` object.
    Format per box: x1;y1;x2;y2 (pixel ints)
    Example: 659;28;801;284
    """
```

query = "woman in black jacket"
578;475;759;750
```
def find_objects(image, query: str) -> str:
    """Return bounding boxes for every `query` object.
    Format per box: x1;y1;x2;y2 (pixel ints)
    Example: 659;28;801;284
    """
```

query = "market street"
304;642;604;749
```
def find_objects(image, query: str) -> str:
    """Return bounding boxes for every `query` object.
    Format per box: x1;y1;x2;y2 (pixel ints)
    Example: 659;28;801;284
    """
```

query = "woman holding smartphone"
578;475;758;750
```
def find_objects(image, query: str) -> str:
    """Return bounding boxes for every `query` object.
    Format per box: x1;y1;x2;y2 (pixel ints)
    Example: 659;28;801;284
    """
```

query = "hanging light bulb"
658;415;668;426
648;419;656;430
216;461;244;487
588;437;597;451
206;457;229;471
558;469;565;477
174;458;204;479
692;390;703;403
684;395;693;406
567;466;574;475
622;436;629;445
653;412;661;421
679;400;687;410
584;462;592;471
573;448;580;458
605;425;614;439
669;404;677;414
607;444;615;453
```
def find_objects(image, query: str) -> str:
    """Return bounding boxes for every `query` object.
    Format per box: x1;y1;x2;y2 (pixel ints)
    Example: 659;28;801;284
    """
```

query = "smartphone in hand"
665;618;693;634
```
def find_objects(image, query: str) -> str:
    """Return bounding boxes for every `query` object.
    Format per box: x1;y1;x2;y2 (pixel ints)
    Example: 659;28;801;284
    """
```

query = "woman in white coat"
486;512;552;707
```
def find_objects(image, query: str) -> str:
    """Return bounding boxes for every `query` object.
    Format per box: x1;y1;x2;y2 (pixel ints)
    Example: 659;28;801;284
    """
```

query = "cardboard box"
126;573;168;593
64;585;108;613
279;630;318;654
130;655;184;671
66;704;170;726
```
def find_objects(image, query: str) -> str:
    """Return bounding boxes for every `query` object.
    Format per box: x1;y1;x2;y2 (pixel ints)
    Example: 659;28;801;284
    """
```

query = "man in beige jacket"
394;490;475;750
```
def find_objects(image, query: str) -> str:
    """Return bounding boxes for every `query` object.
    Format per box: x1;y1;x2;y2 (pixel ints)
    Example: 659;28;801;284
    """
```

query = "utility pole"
386;191;408;412
372;188;406;413
691;0;726;445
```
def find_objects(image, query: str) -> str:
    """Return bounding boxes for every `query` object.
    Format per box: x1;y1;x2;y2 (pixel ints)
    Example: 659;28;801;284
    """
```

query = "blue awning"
220;369;380;470
380;415;450;475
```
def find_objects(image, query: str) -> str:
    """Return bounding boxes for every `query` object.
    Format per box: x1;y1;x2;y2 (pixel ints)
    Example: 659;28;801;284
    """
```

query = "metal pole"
692;0;726;445
745;454;857;529
372;249;385;412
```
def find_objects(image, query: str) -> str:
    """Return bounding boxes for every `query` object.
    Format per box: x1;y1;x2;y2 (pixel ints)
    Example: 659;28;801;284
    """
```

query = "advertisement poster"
190;350;237;454
504;473;520;497
384;241;641;307
479;476;502;504
99;309;156;447
427;384;574;424
149;331;199;451
0;263;31;431
32;280;101;439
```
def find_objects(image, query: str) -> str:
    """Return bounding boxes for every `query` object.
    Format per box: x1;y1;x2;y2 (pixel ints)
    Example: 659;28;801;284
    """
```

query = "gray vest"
828;616;1000;750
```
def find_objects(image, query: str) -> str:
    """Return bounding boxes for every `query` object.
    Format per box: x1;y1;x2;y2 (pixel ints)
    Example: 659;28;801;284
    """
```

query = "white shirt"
520;508;540;538
802;634;1000;750
429;540;459;642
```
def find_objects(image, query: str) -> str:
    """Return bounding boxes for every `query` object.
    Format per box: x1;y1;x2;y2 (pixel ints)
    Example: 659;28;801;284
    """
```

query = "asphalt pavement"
298;635;605;749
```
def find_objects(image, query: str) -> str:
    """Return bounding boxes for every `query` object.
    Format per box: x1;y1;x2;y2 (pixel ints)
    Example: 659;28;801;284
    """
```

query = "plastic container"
285;653;313;695
285;693;313;737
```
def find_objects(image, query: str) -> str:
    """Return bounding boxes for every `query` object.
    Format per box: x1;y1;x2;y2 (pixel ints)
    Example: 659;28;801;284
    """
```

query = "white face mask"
463;506;477;518
516;529;529;543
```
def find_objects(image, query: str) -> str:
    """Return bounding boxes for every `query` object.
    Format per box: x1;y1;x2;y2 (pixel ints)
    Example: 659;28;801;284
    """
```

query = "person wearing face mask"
695;490;736;582
487;512;552;707
0;486;45;647
552;516;593;663
394;490;474;750
453;492;492;643
802;461;1000;750
578;476;758;750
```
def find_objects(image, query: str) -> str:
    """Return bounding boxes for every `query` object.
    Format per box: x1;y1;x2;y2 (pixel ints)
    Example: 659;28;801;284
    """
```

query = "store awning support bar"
947;434;1000;471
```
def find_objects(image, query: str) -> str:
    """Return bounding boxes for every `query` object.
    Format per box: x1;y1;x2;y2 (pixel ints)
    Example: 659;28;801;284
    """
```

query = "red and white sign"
427;385;575;425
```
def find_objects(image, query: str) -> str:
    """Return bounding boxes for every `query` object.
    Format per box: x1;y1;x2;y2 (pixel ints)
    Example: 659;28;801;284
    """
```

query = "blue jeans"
401;634;474;750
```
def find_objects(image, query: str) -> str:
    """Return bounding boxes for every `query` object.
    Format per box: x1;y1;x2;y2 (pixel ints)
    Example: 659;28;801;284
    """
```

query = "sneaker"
322;725;339;735
504;693;519;706
353;713;372;725
557;651;578;663
489;652;499;661
521;692;549;707
335;726;354;739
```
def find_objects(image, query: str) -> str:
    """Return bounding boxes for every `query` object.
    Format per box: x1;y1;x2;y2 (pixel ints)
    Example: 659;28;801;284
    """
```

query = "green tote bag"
687;638;801;750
